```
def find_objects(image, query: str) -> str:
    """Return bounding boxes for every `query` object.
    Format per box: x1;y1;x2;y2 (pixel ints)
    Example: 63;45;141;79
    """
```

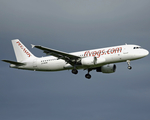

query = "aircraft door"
122;47;130;60
123;47;128;54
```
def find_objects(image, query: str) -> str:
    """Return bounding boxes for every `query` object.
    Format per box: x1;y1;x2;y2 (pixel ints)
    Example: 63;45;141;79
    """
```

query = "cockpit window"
133;47;141;49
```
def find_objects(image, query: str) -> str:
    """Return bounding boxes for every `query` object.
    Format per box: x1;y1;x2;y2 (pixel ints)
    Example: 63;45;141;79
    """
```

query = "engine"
96;64;116;73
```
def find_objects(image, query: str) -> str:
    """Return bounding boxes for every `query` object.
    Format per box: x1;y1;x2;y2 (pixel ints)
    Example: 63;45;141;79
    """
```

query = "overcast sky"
0;0;150;120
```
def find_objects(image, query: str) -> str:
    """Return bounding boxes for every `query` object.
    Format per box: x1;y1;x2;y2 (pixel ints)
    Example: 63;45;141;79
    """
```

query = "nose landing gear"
127;60;132;70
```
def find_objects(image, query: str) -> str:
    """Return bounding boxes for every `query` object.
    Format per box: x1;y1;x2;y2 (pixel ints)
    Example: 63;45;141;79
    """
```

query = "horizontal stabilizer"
2;60;25;66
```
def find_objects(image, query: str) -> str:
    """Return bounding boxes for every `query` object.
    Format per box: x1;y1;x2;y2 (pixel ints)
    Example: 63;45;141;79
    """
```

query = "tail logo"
16;41;31;57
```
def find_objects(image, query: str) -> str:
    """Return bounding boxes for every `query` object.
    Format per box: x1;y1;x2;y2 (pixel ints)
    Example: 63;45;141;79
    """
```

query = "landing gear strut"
85;69;92;79
127;60;132;70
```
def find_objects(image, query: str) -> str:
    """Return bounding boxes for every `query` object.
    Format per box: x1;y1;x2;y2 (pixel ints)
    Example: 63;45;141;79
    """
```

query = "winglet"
31;44;35;48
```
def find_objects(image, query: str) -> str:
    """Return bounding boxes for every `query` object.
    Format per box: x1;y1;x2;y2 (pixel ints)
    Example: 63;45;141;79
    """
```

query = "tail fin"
12;39;36;62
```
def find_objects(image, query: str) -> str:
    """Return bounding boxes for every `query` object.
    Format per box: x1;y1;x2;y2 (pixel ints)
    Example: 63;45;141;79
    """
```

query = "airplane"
2;39;149;79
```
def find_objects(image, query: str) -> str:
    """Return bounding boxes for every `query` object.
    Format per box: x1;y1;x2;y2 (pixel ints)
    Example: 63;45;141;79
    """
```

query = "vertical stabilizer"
12;39;36;62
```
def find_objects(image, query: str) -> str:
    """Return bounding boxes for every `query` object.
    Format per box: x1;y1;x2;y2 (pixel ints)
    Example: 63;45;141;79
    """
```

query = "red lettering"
120;47;122;52
97;50;101;58
20;45;23;49
110;48;114;54
92;51;97;57
27;52;31;57
16;41;21;46
84;51;91;57
116;48;119;53
107;49;110;54
23;48;27;53
113;48;116;53
101;50;105;55
84;47;122;58
16;41;31;57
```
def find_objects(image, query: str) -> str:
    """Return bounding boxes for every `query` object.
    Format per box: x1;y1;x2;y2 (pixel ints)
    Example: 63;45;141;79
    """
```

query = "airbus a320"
2;39;149;79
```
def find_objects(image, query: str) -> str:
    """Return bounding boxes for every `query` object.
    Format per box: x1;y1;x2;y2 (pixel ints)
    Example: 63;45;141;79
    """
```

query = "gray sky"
0;0;150;120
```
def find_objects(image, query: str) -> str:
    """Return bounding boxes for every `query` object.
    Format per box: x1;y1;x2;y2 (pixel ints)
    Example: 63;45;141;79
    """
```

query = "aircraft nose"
144;49;149;56
134;49;149;58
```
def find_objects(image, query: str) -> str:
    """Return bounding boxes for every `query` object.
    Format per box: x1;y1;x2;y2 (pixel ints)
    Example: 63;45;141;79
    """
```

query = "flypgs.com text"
84;47;122;58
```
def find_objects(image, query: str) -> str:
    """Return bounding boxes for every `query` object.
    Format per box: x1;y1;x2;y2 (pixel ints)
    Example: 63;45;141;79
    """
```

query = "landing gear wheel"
85;74;91;79
127;60;132;70
72;69;78;74
128;66;132;70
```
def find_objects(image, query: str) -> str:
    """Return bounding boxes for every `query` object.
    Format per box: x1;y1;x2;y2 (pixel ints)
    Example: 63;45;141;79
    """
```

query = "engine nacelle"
81;57;95;65
96;64;116;73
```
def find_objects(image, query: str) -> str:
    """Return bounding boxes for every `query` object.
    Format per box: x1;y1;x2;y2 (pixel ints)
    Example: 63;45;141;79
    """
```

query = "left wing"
31;44;81;66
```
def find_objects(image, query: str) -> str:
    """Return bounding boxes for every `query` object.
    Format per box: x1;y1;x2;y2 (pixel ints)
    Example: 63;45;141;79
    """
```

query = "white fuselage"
13;44;149;71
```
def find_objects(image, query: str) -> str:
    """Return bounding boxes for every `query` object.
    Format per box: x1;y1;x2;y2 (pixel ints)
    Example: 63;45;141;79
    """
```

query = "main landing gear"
127;60;132;70
85;69;92;79
71;68;92;79
72;69;78;74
